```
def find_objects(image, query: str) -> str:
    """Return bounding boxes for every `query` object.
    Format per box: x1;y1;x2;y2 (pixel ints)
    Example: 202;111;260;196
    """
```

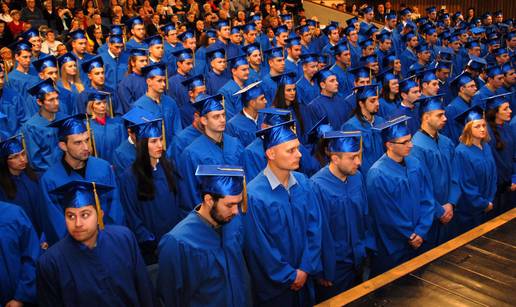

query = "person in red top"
7;10;25;37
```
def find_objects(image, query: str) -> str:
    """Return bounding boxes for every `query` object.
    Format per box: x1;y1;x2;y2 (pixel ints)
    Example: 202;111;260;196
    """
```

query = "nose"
231;205;239;216
295;148;302;158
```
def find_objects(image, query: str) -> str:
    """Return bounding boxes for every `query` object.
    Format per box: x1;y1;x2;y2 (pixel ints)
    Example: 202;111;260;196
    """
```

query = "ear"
203;193;214;207
199;115;208;126
400;92;407;100
265;147;275;160
58;141;67;152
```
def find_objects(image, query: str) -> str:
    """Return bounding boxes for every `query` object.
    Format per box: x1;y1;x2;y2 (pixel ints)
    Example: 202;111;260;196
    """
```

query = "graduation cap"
206;47;226;62
270;71;297;85
424;26;437;36
306;19;317;27
399;77;419;93
330;42;349;56
426;6;437;13
129;118;163;140
359;38;374;49
364;25;379;38
450;71;475;94
285;36;301;48
128;48;149;57
230;26;243;35
33;55;57;73
416;68;438;83
346;17;358;27
233;81;265;104
437;49;454;61
171;48;193;62
506;31;516;41
181;74;205;91
419;94;445;115
216;20;230;30
108;35;124;44
242;43;260;56
349;65;371;80
501;62;514;74
454;105;484;125
318;54;329;65
300;53;318;64
48;114;87;139
485;65;504;78
141;63;167;79
482;92;513;110
21;27;39;40
81;55;104;73
178;30;195;42
307;116;331;145
314;67;336;84
193;93;224;116
435;61;452;71
259;108;292;126
110;24;124;36
125;16;144;29
470;27;486;35
28;78;58;100
205;29;217;39
50;180;114;229
160;23;176;34
296;25;310;35
487;37;500;47
481;12;492;20
362;6;374;14
68;29;87;41
243;23;257;33
0;134;24;158
324;130;362;153
196;164;247;212
385;12;397;20
373;115;411;143
121;107;157;128
377;67;397;85
87;90;109;102
57;52;77;68
355;84;379;101
248;14;262;23
10;40;32;54
228;55;248;69
377;31;392;42
466;55;487;71
263;47;283;60
494;48;509;57
274;25;289;37
143;35;163;47
415;43;431;53
322;23;338;36
401;32;416;43
256;120;298;150
382;52;399;68
360;54;378;66
344;26;357;36
400;8;412;16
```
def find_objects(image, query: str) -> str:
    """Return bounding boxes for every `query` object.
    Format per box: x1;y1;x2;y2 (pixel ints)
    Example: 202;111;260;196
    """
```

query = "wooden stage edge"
316;207;516;307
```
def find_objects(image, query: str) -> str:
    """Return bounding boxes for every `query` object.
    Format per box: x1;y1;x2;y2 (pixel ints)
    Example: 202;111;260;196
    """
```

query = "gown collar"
263;165;297;192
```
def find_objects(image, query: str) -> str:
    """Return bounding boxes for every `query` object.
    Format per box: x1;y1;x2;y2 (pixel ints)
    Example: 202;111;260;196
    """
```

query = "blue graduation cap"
377;31;392;42
0;134;24;158
482;92;512;110
373;115;411;143
28;78;58;100
323;23;338;36
318;54;329;65
10;40;32;54
324;130;362;153
230;26;243;35
263;47;283;60
349;65;371;80
501;62;514;74
233;81;265;104
450;71;475;94
195;165;246;211
466;55;487;71
377;67;397;84
171;48;193;62
355;84;379;101
193;94;224;116
242;43;260;56
435;61;452;70
216;20;230;30
485;65;503;78
385;12;397;20
300;53;318;64
130;118;163;140
181;74;205;91
364;25;379;38
110;24;124;36
243;23;257;33
423;26;437;36
344;26;357;36
108;35;124;44
178;30;195;42
129;48;149;57
69;29;87;41
122;107;157;127
401;32;416;43
81;55;104;73
48;114;87;139
160;23;175;34
306;19;317;27
143;35;163;47
125;16;144;29
400;8;412;16
141;63;167;79
494;48;508;57
57;52;77;67
426;6;437;13
415;43;431;53
248;14;262;23
280;14;293;21
314;67;336;84
416;68;438;83
360;54;378;65
270;71;297;85
33;55;57;73
206;47;226;62
296;25;310;34
419;94;445;115
399;77;419;93
87;90;109;102
259;108;292;126
382;52;398;67
256;120;298;150
228;55;248;69
285;36;301;48
50;180;114;228
346;17;358;26
437;49;454;61
21;28;39;40
359;38;374;49
454;105;484;125
205;29;217;39
274;25;289;36
470;27;485;35
362;6;374;14
307;116;331;145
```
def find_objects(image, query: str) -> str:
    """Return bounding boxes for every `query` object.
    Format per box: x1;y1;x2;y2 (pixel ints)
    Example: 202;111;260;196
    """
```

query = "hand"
484;202;494;213
439;203;454;224
316;278;333;287
408;233;423;249
5;299;24;307
290;269;308;291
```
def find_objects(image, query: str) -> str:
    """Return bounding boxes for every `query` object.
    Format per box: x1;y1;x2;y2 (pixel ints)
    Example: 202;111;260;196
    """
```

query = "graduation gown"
125;38;147;50
0;201;39;306
442;95;471;145
471;85;503;109
218;79;243;120
21;112;62;172
226;111;260;147
0;87;26;135
40;157;125;245
6;69;39;101
307;93;352;130
72;52;93;85
36;225;156;307
261;74;278;108
166;73;191;127
178;134;244;215
166;124;202;168
342;115;386;176
295;76;319;106
117;73;148;114
411;131;460;244
133;94;183;141
393;103;420;135
453;143;497;234
120;162;180;245
400;48;417;78
99;50;128;92
330;64;355;96
88;117;127;164
112;138;136;179
311;167;375;300
243;170;323;306
378;97;401;120
487;123;516;186
206;70;230;95
366;154;435;275
285;58;301;81
157;212;250;307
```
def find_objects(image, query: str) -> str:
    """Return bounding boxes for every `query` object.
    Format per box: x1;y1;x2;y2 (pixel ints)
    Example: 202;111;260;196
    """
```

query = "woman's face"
64;61;77;76
389;79;399;94
284;84;296;103
2;3;9;13
7;150;28;173
147;137;164;160
470;119;487;140
91;100;107;117
496;102;512;123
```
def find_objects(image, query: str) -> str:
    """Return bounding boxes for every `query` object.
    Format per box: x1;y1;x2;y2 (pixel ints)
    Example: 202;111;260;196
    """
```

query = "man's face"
177;59;194;74
277;32;288;46
40;67;58;82
329;29;340;43
57;44;68;55
250;94;267;111
61;131;91;162
388;134;413;157
211;58;227;73
27;0;35;8
268;57;285;74
303;62;318;78
203;110;226;133
436;68;450;81
166;30;178;44
147;75;166;94
425;109;447;131
380;39;392;51
207;194;242;225
149;44;164;60
65;205;98;244
322;75;339;94
266;138;302;171
365;11;374;22
422;80;440;96
288;45;302;60
449;41;461;52
37;91;59;113
496;53;510;65
183;38;197;51
361;96;379;115
219;26;230;39
247;51;262;66
132;24;146;40
505;70;516;85
230;32;242;44
490;74;505;88
387;18;397;29
348;31;358;43
16;50;31;69
333;151;361;176
29;36;42;52
364;45;375;56
88;67;105;86
300;31;311;44
244;30;257;43
419;50;431;63
232;64;250;82
109;42;124;57
355;77;370;87
461;80;478;98
507;37;516;49
72;39;87;55
93;15;101;25
403;86;421;103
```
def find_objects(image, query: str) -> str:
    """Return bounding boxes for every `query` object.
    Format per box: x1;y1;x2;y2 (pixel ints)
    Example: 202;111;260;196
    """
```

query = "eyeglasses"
389;138;413;145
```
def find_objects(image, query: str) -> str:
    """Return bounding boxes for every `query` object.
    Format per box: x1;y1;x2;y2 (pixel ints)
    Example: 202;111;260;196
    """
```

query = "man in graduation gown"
133;62;182;144
68;30;93;85
411;96;460;246
226;81;266;147
261;47;286;105
0;201;39;307
472;65;506;108
39;114;124;245
178;94;244;216
284;36;303;80
22;78;62;172
366;116;434;275
243;42;265;84
218;55;250;120
167;48;195;126
330;42;355;97
296;53;320;107
125;16;148;50
311;131;375;302
37;180;155;306
243;120;323;307
393;78;423;134
400;32;418;78
0;63;26;136
98;34;127;92
205;47;230;94
116;48;150;113
320;23;340;66
158;165;250;307
6;41;39;103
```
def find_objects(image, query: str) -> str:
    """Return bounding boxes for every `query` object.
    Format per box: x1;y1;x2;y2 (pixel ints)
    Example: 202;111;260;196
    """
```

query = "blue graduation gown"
400;48;417;78
112;138;135;179
330;64;355;96
88;117;127;164
125;38;147;50
0;87;26;135
243;170;323;306
99;50;128;92
21;112;61;172
36;225;156;307
163;41;182;76
120;162;180;244
366;154;435;275
178;134;244;215
393;103;420;135
117;73;147;113
6;69;39;101
378;97;401;120
158;212;250;307
226;111;260;147
53;81;78;116
206;70;230;95
295;76;320;106
40;157;124;245
72;52;93;85
76;85;124;116
411;131;460;244
0;201;39;305
488;123;515;185
285;58;302;80
471;84;504;109
453;143;497;234
442;95;471;145
166;124;202;168
307;93;352;130
133;94;183;141
311;167;375;300
166;73;191;127
342;115;386;175
349;42;362;67
261;73;279;107
218;79;243;120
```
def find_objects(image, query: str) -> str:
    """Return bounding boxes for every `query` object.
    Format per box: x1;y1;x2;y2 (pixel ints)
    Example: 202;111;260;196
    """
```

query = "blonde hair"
60;61;84;92
86;100;111;118
459;119;490;146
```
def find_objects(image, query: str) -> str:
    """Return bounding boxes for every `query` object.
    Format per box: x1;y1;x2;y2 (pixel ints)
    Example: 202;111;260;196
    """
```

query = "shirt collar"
242;109;258;124
61;156;88;176
263;165;297;192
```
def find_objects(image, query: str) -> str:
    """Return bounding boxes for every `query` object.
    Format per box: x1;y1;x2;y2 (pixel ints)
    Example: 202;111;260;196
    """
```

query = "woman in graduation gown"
377;69;401;119
452;106;497;235
120;118;180;265
57;52;84;113
85;91;126;164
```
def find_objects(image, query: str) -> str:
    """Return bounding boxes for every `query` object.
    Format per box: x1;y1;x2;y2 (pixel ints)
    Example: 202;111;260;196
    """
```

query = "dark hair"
314;137;330;166
352;97;368;124
486;107;505;150
132;138;177;201
200;192;224;204
381;79;401;101
0;155;38;200
272;83;305;133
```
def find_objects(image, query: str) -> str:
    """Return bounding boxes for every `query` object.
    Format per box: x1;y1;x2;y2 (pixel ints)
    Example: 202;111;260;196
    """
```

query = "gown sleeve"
37;255;65;307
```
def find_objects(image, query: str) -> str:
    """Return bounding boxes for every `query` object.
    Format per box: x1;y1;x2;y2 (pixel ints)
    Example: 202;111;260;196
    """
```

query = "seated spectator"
0;47;14;72
56;7;72;34
42;0;58;29
41;28;62;56
7;10;24;37
56;43;67;56
0;21;13;47
0;2;12;23
20;0;44;25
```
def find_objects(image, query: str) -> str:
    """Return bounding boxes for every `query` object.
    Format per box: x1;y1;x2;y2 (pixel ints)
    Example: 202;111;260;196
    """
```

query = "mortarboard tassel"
108;94;114;118
161;119;167;148
92;182;105;229
242;175;248;214
85;113;98;157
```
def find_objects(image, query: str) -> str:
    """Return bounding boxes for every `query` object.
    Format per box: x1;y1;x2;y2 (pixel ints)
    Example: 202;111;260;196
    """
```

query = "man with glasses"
366;116;434;276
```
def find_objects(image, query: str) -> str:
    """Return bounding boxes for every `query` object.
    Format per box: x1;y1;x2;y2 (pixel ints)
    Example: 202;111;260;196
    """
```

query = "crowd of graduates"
1;0;516;306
